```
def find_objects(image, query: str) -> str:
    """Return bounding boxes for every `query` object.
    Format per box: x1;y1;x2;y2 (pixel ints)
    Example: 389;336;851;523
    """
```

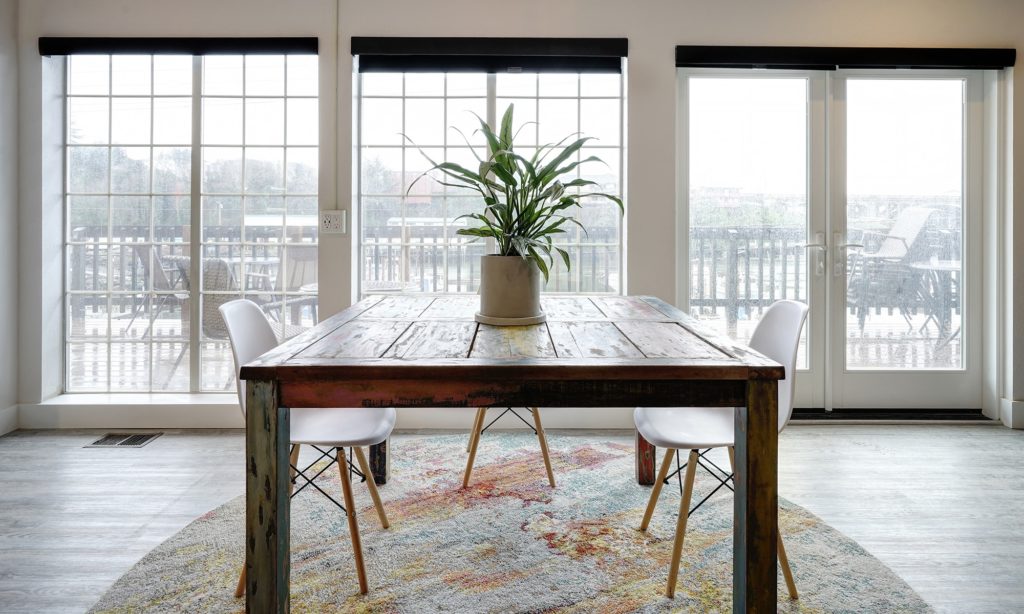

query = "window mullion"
484;73;497;256
188;56;203;392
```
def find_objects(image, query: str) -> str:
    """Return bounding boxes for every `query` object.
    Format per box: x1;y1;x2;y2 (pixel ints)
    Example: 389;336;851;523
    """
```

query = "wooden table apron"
240;295;783;613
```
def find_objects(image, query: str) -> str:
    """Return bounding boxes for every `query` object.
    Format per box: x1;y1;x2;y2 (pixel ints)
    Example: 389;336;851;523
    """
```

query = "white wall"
12;0;1024;428
1;0;19;434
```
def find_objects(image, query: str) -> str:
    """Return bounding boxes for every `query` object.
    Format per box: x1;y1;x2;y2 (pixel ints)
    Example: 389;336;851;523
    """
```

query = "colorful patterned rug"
89;433;930;613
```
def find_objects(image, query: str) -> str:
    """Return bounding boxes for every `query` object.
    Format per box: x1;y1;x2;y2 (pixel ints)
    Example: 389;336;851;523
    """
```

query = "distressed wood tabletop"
241;295;783;394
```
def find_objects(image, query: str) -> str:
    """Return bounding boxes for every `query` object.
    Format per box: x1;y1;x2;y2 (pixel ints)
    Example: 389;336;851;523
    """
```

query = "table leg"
369;438;390;485
636;430;656;486
734;378;778;613
245;379;290;613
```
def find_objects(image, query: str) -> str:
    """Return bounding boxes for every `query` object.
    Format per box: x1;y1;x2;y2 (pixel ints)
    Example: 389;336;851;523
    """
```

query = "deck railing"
689;226;808;329
67;224;952;320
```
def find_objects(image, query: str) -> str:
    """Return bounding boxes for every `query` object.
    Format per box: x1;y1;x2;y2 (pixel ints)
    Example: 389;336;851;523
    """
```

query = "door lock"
804;232;827;276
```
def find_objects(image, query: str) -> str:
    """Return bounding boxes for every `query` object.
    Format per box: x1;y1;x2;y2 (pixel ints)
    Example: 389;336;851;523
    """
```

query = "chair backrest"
872;206;937;260
283;245;318;291
132;244;175;292
202;257;240;339
219;299;279;417
747;300;809;433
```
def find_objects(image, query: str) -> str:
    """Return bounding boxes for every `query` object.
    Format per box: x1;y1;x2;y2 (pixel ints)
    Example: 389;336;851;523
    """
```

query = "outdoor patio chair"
127;244;189;337
846;206;938;332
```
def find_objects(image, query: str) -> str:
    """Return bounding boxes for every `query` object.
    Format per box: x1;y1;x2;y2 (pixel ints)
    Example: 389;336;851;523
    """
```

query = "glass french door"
829;71;981;408
680;69;981;410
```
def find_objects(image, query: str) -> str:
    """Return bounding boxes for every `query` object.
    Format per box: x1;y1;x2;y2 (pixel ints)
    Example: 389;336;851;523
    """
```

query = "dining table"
239;294;785;613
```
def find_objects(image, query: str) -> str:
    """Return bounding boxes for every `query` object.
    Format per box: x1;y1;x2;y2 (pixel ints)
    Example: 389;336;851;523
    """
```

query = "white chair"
634;300;808;599
219;299;395;597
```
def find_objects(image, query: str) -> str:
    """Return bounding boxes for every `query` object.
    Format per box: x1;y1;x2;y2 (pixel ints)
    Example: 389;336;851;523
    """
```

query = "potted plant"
409;103;623;325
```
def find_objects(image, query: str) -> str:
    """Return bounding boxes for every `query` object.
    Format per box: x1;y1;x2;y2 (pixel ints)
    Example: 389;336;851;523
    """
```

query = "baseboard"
0;405;17;435
792;407;990;421
1001;399;1024;429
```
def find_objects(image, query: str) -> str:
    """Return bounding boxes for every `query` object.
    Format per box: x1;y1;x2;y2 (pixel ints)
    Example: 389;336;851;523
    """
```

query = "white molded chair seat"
634;406;734;450
289;407;396;447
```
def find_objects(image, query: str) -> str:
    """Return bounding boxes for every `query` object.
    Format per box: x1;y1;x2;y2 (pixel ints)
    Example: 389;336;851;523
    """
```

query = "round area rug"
89;433;930;613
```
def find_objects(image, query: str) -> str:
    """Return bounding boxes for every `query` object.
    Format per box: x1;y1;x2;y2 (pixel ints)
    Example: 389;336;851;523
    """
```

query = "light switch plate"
320;210;347;234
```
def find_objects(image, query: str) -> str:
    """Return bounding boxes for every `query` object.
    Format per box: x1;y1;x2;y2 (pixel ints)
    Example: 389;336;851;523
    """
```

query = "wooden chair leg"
234;566;246;599
353;446;389;529
530;408;556;488
466;407;485;453
640;447;676;531
235;444;300;598
778;531;798;599
666;449;699;599
338;447;369;594
462;407;486;488
728;447;797;599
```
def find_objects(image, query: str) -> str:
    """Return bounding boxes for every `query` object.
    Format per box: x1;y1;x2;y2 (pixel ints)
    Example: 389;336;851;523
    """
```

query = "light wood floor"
0;424;1020;613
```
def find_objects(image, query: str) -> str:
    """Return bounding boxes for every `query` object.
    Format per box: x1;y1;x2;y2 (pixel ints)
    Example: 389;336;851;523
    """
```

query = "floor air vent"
86;433;162;448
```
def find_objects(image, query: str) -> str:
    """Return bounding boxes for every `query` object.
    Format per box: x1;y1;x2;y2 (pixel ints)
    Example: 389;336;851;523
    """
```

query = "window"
355;42;625;295
64;52;318;393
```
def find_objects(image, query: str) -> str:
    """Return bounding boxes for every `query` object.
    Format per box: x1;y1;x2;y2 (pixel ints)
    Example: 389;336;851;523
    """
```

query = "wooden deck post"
734;377;778;613
245;379;290;613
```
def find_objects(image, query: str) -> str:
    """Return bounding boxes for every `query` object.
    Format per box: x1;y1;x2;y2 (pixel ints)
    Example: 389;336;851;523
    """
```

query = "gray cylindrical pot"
477;255;544;323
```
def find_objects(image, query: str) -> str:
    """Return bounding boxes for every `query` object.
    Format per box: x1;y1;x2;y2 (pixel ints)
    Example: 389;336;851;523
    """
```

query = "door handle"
833;233;863;277
805;232;827;276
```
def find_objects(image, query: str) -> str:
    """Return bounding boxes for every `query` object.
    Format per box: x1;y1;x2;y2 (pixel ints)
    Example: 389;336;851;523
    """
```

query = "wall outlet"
320;210;347;234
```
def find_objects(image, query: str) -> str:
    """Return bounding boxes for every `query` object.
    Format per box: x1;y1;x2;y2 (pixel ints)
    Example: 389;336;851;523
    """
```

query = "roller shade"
675;45;1015;70
39;37;318;56
353;37;627;73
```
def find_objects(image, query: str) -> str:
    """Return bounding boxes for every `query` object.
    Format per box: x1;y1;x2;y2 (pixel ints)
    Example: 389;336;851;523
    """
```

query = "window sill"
41;393;237;406
20;393;242;429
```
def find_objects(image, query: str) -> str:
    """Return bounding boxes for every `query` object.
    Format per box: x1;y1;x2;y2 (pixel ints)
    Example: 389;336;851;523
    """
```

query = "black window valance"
675;45;1015;70
39;37;318;56
352;37;627;73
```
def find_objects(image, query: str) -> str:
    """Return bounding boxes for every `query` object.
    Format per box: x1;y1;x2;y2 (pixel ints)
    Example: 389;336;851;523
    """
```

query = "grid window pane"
203;56;243;96
68;98;109;145
69;56;109;95
287;56;318;96
203;98;244;144
152;98;192;144
286;99;319;145
153;56;192;95
359;71;624;296
65;53;319;393
111;56;151;95
245;98;286;145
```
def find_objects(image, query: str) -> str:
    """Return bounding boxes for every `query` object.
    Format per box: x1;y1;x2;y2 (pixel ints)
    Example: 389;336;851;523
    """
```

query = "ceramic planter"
476;255;547;325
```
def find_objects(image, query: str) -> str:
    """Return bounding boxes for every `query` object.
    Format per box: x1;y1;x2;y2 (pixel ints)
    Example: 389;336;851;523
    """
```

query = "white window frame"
62;53;320;394
355;70;626;297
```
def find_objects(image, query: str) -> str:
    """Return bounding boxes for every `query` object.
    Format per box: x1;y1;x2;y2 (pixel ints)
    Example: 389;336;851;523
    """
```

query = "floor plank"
0;424;1020;613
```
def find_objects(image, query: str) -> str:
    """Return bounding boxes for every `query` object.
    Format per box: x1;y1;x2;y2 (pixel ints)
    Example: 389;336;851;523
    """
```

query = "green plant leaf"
404;102;622;279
